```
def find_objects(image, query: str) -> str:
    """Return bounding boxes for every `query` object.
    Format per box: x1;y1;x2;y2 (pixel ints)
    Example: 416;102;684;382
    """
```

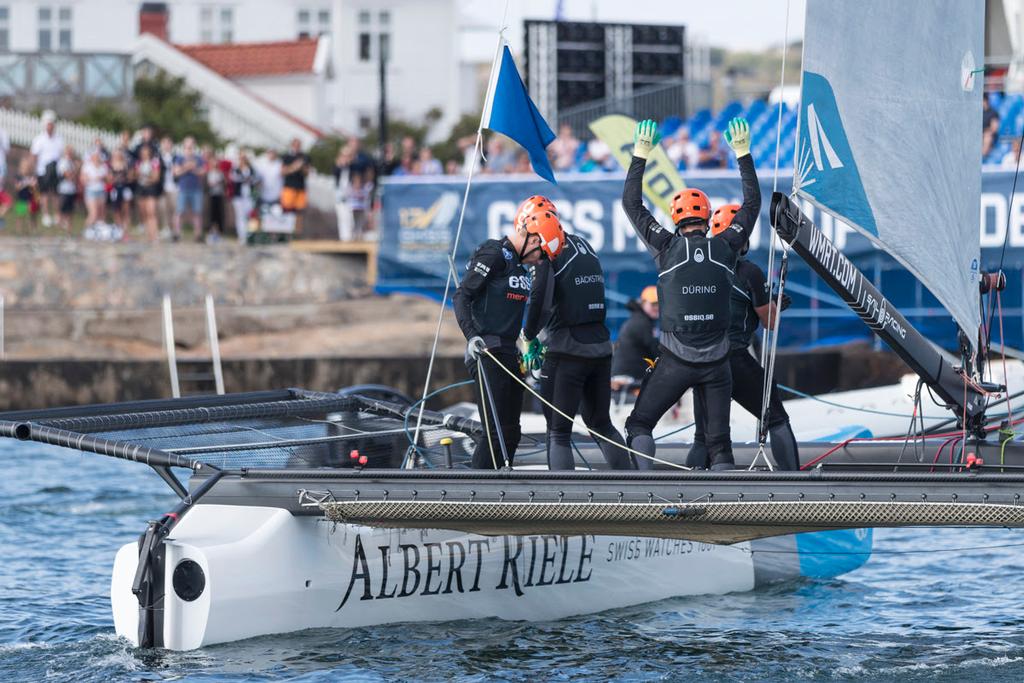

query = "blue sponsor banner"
379;171;1024;350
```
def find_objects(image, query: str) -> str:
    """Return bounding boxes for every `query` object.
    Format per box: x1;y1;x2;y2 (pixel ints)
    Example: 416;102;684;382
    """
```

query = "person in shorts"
29;110;63;228
280;138;309;237
135;144;162;242
107;149;133;231
173;137;206;241
80;148;108;228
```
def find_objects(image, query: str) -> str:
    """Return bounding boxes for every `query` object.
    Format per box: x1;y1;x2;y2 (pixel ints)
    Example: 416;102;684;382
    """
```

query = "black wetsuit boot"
688;349;800;470
541;355;632;470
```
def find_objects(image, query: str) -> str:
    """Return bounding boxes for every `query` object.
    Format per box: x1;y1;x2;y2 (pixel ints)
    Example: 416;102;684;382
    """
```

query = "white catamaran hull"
111;504;872;650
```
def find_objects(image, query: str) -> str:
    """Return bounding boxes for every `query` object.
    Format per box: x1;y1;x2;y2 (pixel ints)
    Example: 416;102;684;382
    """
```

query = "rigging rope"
408;131;484;456
409;6;511;456
997;289;1014;425
756;0;794;455
986;106;1024;352
800;414;1024;470
776;384;953;420
482;348;691;470
401;379;473;466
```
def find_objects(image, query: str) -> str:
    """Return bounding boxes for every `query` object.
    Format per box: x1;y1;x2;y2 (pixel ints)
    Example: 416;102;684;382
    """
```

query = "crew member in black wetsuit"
622;117;759;471
452;199;565;469
521;206;635;471
610;286;661;390
686;204;800;471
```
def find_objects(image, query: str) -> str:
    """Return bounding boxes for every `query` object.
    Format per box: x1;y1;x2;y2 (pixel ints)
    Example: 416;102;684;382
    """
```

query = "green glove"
632;119;662;160
724;117;751;158
522;337;544;371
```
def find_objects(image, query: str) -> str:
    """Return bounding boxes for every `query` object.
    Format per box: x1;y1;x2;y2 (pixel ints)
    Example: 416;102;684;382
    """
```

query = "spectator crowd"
0;110;319;243
2;97;1014;244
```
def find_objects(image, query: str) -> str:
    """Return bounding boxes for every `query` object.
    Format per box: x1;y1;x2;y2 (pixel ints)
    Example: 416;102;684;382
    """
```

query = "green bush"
75;72;219;145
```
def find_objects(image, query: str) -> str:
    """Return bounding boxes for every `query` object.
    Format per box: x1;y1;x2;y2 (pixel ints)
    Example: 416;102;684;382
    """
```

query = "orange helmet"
514;195;558;230
523;210;565;259
710;203;740;237
670;188;711;226
640;286;658;304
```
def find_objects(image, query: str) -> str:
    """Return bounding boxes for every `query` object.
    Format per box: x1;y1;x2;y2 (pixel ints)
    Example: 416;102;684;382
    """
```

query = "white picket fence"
0;106;119;152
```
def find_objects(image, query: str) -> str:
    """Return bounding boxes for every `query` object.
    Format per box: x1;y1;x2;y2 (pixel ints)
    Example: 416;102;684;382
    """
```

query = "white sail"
794;0;984;349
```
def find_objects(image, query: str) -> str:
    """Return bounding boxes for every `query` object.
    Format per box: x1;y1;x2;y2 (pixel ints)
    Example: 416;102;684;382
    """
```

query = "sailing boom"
770;192;987;427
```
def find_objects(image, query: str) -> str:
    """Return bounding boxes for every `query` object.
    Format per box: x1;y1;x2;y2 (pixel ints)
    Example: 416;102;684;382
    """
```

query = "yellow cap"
640;286;658;304
440;437;453;446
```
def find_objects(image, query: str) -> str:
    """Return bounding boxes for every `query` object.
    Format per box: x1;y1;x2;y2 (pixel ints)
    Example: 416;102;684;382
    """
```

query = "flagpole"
407;13;509;462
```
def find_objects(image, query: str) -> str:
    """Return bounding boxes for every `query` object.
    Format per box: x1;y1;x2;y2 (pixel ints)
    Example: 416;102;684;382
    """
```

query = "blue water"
3;441;1024;682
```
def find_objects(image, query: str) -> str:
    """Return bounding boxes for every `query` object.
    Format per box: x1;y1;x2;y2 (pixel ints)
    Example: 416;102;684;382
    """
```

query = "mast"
770;192;990;431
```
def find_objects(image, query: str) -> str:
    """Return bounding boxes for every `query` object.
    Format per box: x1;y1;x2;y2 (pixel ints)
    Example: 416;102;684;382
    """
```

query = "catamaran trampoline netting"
0;389;482;471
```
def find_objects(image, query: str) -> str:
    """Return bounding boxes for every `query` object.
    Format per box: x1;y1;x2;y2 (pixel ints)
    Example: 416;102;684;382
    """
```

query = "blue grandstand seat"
999;111;1023;137
744;99;767;122
987;141;1010;165
998;94;1023;135
660;115;683;138
688;109;711;137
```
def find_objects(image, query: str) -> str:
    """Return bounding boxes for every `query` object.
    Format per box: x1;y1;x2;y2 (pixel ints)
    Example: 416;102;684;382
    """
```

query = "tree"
134;73;219;145
76;101;135;133
308;134;347;175
429;112;481;165
77;72;219;145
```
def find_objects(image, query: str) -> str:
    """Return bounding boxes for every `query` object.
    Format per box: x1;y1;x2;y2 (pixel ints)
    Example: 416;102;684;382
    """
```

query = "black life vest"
470;240;531;341
657;233;737;338
549;234;607;332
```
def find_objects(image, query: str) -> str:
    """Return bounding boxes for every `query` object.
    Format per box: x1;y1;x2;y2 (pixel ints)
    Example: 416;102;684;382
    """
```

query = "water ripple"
1;442;1023;681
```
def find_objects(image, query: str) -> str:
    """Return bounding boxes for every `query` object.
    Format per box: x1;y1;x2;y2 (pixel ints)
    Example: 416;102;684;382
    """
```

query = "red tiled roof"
176;38;318;78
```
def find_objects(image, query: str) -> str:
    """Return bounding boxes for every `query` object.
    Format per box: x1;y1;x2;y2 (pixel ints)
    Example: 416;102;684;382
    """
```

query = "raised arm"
622;119;673;255
718;118;760;251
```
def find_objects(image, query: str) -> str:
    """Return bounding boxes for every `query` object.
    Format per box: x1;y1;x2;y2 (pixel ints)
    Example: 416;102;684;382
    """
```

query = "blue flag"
482;45;557;184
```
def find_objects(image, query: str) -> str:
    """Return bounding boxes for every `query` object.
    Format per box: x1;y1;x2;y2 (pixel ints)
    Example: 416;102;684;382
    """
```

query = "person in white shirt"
257;150;284;205
666;128;700;170
333;145;355;241
157;136;176;237
29;110;64;228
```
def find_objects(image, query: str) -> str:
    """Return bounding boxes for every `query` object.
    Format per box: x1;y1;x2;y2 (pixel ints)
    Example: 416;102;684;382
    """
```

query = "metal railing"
0;52;132;109
557;79;713;141
162;294;225;398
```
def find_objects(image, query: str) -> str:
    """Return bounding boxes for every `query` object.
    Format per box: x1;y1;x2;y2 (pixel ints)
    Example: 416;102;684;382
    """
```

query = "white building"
0;1;722;144
0;0;492;142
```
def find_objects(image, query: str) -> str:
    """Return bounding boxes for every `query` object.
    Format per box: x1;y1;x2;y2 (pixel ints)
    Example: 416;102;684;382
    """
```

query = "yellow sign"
588;115;687;217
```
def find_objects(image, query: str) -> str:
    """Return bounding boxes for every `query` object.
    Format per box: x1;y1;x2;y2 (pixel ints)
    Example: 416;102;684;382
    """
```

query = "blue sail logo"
795;71;878;237
805;103;844;171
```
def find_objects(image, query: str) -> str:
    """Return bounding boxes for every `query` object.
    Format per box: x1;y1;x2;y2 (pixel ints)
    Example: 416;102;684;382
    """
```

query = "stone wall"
0;356;474;411
0;239;367;309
